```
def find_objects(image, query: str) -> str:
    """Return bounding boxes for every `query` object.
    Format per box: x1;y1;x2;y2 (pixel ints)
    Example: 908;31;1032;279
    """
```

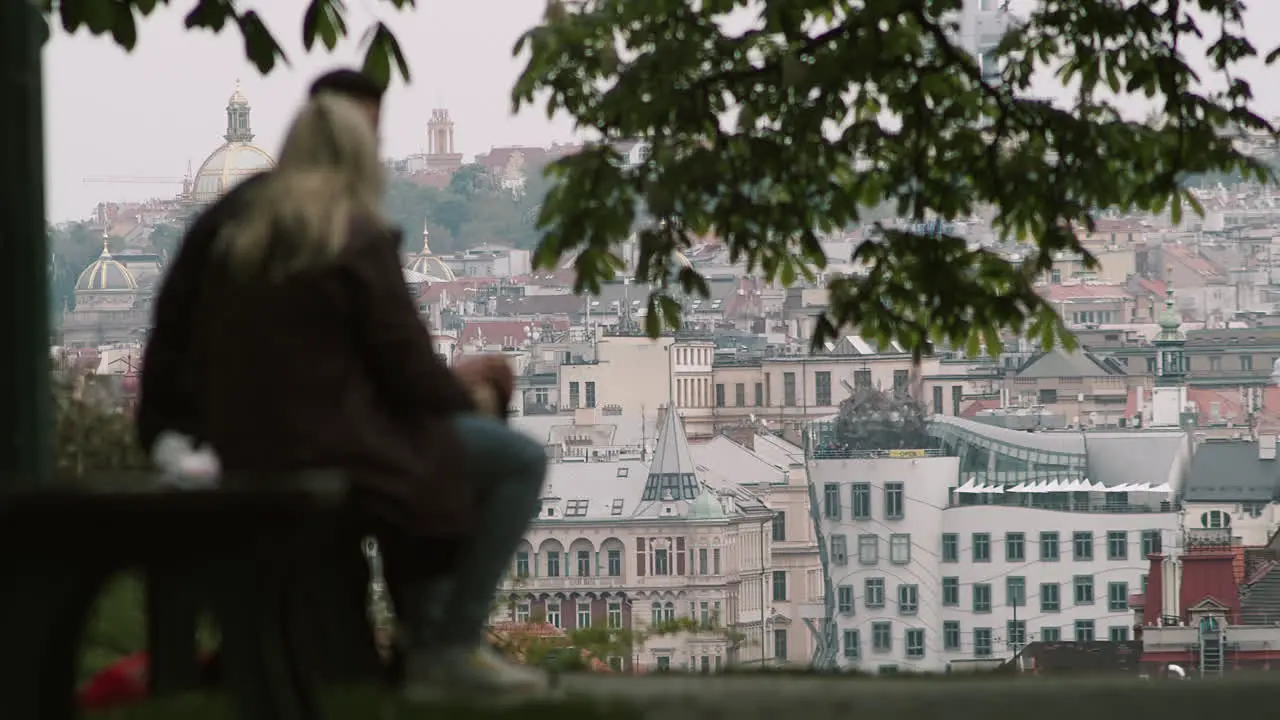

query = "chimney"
1261;433;1277;461
1143;554;1164;626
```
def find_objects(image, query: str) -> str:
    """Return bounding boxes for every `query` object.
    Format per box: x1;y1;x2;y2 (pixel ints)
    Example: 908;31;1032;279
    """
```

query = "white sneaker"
403;644;552;704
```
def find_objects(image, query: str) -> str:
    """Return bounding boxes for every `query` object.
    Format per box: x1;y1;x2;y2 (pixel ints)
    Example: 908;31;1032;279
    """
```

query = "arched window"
663;601;676;623
651;602;663;625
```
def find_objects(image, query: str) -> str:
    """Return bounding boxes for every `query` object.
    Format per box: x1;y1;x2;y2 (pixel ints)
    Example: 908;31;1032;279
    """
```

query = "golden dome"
190;81;276;205
76;235;138;292
405;228;456;283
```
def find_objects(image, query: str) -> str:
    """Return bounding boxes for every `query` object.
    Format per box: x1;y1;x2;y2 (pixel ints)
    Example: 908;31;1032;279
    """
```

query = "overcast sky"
43;0;1280;222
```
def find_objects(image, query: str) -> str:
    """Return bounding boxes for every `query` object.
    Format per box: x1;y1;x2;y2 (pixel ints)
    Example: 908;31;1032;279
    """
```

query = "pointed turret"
641;409;700;502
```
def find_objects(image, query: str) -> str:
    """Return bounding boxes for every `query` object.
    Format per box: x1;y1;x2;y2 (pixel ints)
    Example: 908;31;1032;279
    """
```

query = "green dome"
1157;283;1181;333
687;488;727;519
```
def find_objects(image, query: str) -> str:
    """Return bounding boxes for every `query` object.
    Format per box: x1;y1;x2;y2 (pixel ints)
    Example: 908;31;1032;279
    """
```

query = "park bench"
0;473;390;720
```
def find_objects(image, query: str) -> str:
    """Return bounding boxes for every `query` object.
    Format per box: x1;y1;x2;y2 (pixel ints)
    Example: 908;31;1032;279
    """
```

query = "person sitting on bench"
137;93;550;701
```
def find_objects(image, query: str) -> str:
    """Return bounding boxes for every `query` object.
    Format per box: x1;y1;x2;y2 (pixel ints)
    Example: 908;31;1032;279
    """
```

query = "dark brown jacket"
142;212;476;536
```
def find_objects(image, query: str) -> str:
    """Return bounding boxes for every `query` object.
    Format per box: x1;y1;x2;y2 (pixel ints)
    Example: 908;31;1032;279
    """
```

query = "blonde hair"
217;93;386;279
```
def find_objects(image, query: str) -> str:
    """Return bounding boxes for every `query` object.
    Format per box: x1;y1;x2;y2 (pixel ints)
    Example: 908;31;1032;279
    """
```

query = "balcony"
1185;528;1238;548
504;575;627;592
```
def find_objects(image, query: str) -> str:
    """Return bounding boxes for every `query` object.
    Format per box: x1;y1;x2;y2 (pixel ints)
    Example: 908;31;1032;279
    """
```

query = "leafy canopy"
513;0;1277;356
40;0;415;87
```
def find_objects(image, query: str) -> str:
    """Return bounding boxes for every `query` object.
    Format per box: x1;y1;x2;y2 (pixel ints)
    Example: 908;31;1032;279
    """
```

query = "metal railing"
809;447;945;460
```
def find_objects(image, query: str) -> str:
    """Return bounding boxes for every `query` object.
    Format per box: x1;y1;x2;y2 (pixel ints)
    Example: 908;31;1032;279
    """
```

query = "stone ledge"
545;674;1279;720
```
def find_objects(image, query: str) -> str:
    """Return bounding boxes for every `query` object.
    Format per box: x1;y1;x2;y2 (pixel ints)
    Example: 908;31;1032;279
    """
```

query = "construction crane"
82;175;185;185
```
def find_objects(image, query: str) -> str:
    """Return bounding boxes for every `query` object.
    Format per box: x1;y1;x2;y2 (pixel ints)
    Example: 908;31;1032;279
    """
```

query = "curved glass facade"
926;415;1088;484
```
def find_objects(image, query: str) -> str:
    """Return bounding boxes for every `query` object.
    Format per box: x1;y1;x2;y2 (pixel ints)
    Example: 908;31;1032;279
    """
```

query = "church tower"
224;80;254;142
1150;272;1188;427
425;108;464;174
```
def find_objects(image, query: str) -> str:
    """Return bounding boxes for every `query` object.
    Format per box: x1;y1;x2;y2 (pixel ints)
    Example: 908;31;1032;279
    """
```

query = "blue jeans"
410;414;547;647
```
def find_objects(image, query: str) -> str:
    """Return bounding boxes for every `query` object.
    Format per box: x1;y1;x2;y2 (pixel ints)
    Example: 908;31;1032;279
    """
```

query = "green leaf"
302;0;346;52
235;10;287;74
361;22;410;87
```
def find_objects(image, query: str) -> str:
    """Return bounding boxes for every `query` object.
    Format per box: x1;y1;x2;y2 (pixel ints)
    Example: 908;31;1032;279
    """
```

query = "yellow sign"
887;449;928;458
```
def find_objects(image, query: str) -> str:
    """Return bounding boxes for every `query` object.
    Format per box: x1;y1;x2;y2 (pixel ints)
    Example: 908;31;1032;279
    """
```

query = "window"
823;483;841;519
865;578;885;608
754;382;763;406
783;372;797;406
735;383;745;406
516;602;531;623
772;511;786;542
565;499;589;517
1109;626;1130;642
973;533;991;562
872;622;892;652
905;629;925;658
651;602;663;625
1040;583;1060;612
654;548;669;576
1040;532;1060;561
1141;529;1162;557
607;549;622;577
1107;531;1128;560
858;535;879;564
1005;532;1025;562
942;577;960;606
1074;620;1095;643
898;584;919;614
715;384;725;407
885;482;905;519
851;483;871;519
815;371;832;406
1073;531;1094;560
942;534;959;562
662;602;675;622
843;629;861;659
1108;582;1129;612
773;628;788;660
656;655;671;671
569;549;591;578
547;601;562;628
1141;574;1148;594
943;621;961;650
893;369;910;395
698;548;708;575
1006;620;1026;648
773;571;788;602
607;601;622;629
1041;627;1061;642
854;369;872;390
952;385;963;416
547;552;561;577
837;585;855;614
973;583;992;613
515;551;530;578
713;548;721;574
1242;355;1254;371
585;381;596;408
569;382;580;409
577;601;592;628
1073;575;1094;605
1006;576;1026;607
974;628;992;657
932;385;944;414
830;534;848;565
890;534;911;564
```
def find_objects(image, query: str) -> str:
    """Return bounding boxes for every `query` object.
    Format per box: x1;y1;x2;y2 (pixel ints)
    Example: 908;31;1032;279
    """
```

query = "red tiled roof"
1042;283;1133;301
459;318;570;346
1165;245;1227;280
961;398;1001;418
1134;278;1166;297
1185;387;1248;426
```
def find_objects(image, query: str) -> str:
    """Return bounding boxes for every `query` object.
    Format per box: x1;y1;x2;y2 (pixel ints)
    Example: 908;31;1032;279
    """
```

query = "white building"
812;425;1187;673
497;409;792;671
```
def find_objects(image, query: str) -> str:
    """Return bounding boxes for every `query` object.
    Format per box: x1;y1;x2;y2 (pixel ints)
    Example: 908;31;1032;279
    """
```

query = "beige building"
497;411;816;670
1004;348;1135;426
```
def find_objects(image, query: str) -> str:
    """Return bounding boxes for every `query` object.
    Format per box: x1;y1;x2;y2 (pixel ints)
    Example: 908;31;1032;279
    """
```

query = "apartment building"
498;410;807;670
812;419;1187;673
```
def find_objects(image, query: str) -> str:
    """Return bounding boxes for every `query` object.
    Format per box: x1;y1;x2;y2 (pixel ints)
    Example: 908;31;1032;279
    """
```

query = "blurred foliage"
513;0;1280;355
52;369;149;487
384;162;555;254
831;387;930;453
39;0;415;88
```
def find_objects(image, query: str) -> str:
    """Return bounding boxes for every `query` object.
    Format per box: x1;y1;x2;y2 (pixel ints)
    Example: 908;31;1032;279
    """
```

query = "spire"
641;409;700;502
101;229;111;257
1157;268;1183;340
421;227;432;254
225;80;254;143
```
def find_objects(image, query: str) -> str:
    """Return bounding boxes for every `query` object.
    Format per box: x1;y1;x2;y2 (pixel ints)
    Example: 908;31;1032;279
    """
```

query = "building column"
0;0;51;493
